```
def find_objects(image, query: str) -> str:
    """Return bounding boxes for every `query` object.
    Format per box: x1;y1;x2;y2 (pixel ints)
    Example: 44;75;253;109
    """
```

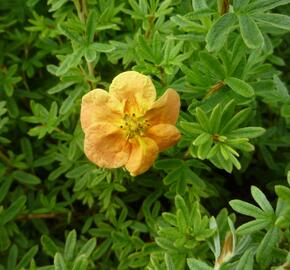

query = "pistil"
120;113;149;139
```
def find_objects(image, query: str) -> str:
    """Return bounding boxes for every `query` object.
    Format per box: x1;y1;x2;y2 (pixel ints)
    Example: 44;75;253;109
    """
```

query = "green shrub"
0;0;290;269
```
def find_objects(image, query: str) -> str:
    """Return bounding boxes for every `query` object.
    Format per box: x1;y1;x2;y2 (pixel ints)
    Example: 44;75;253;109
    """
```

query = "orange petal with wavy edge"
84;122;130;168
146;124;180;151
80;89;123;133
125;137;159;176
109;71;156;115
144;89;180;126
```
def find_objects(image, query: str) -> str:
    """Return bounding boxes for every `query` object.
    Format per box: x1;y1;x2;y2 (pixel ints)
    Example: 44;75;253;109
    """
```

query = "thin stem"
18;212;61;220
204;81;225;99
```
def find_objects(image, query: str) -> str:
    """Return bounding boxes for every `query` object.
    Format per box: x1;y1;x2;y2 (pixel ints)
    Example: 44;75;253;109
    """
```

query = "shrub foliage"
0;0;290;269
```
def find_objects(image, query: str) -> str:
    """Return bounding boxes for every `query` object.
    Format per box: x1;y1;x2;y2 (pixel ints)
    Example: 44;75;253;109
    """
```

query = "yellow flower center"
120;113;149;139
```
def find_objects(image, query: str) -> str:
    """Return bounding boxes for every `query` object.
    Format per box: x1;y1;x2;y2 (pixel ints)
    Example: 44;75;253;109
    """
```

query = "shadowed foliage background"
0;0;290;269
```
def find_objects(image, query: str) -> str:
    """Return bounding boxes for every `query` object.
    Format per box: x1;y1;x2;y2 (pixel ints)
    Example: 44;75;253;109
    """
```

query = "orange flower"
80;71;180;176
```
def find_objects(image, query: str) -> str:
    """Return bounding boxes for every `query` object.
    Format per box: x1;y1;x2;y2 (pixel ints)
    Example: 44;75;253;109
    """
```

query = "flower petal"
144;89;180;126
80;89;123;133
146;124;180;151
125;137;158;176
84;122;130;168
109;71;156;115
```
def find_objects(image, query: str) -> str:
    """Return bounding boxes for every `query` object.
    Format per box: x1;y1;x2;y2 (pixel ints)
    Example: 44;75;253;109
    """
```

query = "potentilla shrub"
0;0;290;269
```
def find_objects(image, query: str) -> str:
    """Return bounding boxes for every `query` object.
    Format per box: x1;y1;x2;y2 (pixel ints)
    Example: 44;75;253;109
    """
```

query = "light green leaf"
164;253;175;270
187;258;212;270
229;200;268;219
229;127;265;138
225;77;255;97
86;10;97;42
256;227;279;269
64;230;77;261
193;133;212;146
238;15;264;49
54;253;67;270
206;13;237;52
72;255;88;270
41;235;58;257
237;219;271;235
236;249;254;270
275;185;290;204
255;13;290;31
233;0;250;11
251;186;274;213
77;238;96;258
91;43;115;53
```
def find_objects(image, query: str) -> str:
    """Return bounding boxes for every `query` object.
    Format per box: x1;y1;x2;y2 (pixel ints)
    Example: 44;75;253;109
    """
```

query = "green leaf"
206;13;237;52
209;104;223;133
12;171;41;185
236;248;254;270
64;230;77;261
221;108;251;134
0;226;11;252
175;195;189;222
16;245;38;269
193;133;212;146
187;258;212;270
195;107;210;130
246;0;290;13
275;185;290;204
54;253;67;270
84;45;97;63
47;82;75;95
251;186;273;213
237;219;271;235
60;88;82;115
58;24;82;43
154;159;183;170
233;0;250;11
77;238;96;258
229;127;265;138
238;15;264;49
164;253;175;270
199;52;225;79
0;195;27;226
72;255;88;270
94;238;111;260
56;48;83;76
225;77;255;97
91;42;115;53
255;14;290;31
7;244;18;270
86;10;97;42
229;200;268;219
21;137;33;165
0;177;13;204
180;122;203;135
41;235;58;257
256;227;279;269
